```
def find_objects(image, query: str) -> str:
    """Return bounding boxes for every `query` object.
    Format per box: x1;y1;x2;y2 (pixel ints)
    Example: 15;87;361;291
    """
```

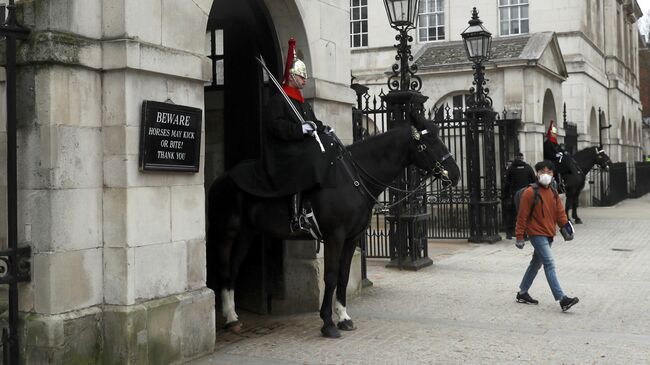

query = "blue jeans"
519;236;566;301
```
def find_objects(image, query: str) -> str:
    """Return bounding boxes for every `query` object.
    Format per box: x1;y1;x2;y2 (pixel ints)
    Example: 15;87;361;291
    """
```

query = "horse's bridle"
336;127;454;212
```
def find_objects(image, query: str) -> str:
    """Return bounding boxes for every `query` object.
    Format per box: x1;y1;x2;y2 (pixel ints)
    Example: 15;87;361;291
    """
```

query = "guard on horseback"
260;38;337;234
543;120;576;193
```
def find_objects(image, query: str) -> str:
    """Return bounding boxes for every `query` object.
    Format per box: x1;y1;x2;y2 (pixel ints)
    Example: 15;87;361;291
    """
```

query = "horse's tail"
206;174;242;290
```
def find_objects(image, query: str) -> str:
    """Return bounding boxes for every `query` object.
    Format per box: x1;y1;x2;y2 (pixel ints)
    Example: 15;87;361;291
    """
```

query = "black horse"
556;147;612;223
207;117;460;339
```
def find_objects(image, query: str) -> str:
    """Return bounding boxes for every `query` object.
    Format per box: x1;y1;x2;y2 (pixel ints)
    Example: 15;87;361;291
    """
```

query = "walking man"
515;160;579;311
502;152;536;239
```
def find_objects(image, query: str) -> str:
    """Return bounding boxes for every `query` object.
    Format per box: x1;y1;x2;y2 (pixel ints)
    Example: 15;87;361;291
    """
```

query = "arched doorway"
589;107;598;145
203;0;284;316
542;89;557;131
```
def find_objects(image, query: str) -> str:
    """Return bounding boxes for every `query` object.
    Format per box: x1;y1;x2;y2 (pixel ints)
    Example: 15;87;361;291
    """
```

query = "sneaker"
560;296;579;311
516;292;539;305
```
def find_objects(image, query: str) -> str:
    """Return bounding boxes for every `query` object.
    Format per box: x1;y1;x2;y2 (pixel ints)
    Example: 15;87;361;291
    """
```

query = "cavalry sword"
255;56;325;153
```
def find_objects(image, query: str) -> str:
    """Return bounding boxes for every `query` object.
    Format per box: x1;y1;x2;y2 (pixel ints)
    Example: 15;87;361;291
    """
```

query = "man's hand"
302;121;315;135
515;240;525;249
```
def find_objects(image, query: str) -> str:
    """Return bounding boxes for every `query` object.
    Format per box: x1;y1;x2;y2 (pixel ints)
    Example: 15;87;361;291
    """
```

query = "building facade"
351;0;645;169
0;0;357;363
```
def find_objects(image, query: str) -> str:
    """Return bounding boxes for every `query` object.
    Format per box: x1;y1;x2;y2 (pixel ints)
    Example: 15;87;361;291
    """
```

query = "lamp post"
383;0;422;92
461;8;500;243
381;0;431;270
598;107;612;148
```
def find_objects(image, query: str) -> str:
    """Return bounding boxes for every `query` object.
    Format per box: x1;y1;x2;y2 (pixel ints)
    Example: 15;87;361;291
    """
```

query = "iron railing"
0;2;31;364
351;86;519;258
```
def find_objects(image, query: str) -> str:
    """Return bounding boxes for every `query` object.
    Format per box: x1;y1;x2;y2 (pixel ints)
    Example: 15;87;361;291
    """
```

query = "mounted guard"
543;120;580;192
229;38;337;235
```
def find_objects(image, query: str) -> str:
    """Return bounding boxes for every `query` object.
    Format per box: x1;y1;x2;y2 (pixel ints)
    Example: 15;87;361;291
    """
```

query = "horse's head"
409;119;460;187
594;147;612;170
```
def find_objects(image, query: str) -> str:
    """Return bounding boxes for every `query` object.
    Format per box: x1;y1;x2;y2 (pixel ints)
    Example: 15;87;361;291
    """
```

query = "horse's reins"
332;130;453;212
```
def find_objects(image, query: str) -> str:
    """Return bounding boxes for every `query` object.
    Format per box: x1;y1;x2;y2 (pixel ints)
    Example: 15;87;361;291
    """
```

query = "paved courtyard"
191;194;650;364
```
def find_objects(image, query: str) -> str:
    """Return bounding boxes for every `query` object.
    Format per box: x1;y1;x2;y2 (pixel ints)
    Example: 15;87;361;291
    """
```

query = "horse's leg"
221;226;256;332
564;192;572;222
335;239;358;331
573;193;582;224
320;234;344;338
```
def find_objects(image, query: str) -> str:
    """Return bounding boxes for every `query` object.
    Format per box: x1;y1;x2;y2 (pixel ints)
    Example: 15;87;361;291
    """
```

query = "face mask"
538;173;553;186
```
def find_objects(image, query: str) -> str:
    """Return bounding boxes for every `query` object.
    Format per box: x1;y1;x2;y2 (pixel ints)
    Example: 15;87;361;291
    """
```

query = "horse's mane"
572;147;599;172
347;126;407;154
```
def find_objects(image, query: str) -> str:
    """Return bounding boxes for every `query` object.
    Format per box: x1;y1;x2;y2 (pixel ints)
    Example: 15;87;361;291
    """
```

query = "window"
205;28;224;87
499;0;529;36
350;0;368;48
418;0;445;42
433;93;470;120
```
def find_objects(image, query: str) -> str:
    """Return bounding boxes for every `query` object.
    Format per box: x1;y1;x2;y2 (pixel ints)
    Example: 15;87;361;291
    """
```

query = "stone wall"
13;0;215;363
1;0;359;362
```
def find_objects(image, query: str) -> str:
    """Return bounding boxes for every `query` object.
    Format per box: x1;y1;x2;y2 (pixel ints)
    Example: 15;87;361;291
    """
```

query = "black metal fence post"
464;57;501;243
382;90;432;270
0;2;31;364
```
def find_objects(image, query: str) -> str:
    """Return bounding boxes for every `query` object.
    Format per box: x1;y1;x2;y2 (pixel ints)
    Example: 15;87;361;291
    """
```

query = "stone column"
101;0;214;363
13;0;215;363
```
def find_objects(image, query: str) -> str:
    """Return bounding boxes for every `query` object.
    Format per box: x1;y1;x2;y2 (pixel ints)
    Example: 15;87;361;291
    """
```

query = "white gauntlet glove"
302;121;315;135
515;240;525;249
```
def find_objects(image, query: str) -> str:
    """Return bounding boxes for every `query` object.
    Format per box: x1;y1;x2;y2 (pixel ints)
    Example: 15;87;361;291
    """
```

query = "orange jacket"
515;185;569;240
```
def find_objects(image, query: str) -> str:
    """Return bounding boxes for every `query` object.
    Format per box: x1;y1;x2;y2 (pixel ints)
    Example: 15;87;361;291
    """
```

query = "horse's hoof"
337;319;356;331
321;325;341;338
224;320;242;333
575;218;583;224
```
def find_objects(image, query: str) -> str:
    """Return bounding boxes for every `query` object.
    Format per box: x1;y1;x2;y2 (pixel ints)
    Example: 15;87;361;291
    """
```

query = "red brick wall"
639;47;650;118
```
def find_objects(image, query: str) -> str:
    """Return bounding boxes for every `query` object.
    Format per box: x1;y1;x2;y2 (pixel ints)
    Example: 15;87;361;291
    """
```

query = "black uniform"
502;159;536;238
262;92;337;195
543;139;564;163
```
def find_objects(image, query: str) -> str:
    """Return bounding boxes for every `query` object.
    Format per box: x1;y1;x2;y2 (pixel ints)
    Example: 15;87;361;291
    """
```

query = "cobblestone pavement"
190;194;650;364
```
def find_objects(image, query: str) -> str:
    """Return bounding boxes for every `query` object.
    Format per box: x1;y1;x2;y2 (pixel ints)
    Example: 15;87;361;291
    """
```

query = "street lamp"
461;7;492;109
383;0;421;91
381;0;431;270
460;7;500;243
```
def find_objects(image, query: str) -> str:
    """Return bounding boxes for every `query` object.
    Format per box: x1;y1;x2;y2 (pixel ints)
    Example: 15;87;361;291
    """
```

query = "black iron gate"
352;86;519;259
0;2;31;364
589;162;628;206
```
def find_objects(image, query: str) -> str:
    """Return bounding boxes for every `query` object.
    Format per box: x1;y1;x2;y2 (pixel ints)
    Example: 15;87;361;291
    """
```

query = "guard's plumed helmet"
282;38;307;83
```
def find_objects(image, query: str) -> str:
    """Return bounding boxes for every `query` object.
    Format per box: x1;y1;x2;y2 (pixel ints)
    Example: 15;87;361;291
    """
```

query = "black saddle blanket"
229;160;293;198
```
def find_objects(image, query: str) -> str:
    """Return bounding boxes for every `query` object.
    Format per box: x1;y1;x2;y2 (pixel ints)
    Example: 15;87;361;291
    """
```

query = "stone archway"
542;89;557;130
201;0;316;320
589;107;598;144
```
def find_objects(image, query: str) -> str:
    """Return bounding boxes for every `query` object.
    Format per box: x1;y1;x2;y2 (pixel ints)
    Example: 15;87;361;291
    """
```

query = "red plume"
282;38;296;85
547;120;557;144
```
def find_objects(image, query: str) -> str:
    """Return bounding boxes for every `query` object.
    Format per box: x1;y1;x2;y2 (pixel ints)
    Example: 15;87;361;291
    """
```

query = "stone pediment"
413;32;567;79
519;32;568;78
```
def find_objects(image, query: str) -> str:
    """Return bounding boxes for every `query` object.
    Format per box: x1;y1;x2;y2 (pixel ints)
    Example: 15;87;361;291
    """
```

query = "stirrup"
304;211;323;241
290;215;311;234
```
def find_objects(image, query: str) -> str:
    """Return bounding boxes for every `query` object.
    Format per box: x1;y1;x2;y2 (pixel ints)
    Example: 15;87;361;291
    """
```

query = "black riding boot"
290;192;310;233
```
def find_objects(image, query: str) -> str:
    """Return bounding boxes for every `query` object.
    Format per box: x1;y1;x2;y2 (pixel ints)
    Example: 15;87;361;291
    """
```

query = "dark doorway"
204;0;283;316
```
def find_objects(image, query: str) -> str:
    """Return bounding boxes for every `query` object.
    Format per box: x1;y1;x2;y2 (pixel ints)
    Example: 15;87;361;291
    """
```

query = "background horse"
207;117;460;339
557;147;612;223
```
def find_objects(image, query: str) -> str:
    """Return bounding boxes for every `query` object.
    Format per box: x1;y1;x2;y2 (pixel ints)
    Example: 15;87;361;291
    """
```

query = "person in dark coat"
502;152;536;239
262;38;337;233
